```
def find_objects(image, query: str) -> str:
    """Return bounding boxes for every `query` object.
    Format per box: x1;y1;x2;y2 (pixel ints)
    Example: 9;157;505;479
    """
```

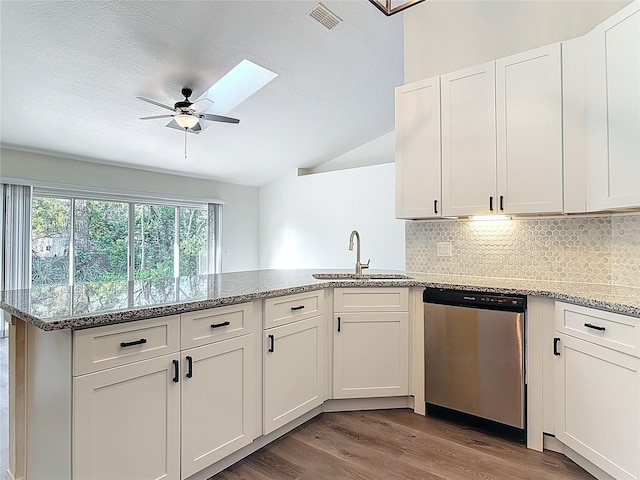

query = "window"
30;192;220;287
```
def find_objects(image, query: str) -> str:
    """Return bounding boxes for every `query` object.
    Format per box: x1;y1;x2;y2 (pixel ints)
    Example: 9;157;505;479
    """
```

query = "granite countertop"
1;269;638;331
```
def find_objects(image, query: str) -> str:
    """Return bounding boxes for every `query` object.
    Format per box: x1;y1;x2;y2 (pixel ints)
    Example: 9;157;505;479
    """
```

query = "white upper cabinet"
586;0;640;211
496;43;563;215
395;77;442;219
441;61;497;217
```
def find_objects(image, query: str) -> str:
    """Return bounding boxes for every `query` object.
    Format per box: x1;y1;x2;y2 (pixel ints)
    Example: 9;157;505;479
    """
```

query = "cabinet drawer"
73;315;180;375
334;287;409;312
263;290;324;328
181;302;258;349
555;302;640;356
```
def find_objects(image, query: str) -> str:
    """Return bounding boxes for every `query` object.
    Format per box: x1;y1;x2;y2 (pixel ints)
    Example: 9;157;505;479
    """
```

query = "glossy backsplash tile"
405;213;639;288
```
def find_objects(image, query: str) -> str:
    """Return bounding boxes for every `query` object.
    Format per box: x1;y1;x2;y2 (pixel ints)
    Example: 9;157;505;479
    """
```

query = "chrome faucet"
348;230;370;276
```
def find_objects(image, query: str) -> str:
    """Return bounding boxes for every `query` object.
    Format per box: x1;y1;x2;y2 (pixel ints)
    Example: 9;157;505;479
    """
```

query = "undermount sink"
312;273;411;280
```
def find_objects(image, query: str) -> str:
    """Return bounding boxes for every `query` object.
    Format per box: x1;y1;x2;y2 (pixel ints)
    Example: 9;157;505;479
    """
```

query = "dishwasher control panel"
423;288;526;312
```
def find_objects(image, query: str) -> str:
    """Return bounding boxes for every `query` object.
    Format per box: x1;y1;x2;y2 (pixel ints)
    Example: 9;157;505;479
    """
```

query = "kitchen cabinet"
554;302;640;480
180;334;257;479
73;353;181;480
262;291;327;435
441;44;563;217
333;288;409;398
441;61;497;217
395;77;442;219
586;0;640;211
496;43;563;214
73;303;260;480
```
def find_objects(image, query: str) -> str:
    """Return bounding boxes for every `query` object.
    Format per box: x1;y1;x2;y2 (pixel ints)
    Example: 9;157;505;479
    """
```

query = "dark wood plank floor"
214;409;594;480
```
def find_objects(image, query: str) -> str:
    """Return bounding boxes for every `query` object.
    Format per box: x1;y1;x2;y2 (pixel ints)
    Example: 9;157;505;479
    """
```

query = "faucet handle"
362;259;370;270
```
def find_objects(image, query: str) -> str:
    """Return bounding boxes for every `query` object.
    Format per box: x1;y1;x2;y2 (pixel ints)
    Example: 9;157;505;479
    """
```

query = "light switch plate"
437;242;452;257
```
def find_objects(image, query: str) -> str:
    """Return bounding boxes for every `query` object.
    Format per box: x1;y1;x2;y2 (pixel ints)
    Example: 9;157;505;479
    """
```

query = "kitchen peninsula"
2;269;639;480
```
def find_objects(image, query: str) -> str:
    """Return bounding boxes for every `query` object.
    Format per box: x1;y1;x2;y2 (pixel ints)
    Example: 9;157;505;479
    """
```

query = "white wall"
259;163;405;271
404;0;630;83
0;148;259;273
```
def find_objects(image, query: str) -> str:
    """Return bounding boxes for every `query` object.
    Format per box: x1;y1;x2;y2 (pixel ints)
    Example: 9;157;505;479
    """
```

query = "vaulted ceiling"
0;1;403;186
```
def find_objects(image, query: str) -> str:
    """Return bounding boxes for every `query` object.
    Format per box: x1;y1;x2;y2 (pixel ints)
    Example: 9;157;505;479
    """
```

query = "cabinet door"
73;354;180;480
181;334;258;479
554;333;640;480
263;316;325;435
395;77;442;219
333;312;409;399
587;1;640;210
441;61;497;217
496;44;563;215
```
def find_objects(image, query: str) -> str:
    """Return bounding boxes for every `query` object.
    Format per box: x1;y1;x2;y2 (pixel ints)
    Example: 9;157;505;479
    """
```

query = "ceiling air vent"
308;3;342;30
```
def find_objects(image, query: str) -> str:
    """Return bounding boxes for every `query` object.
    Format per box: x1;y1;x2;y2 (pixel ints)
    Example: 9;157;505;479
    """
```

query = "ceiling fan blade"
136;96;175;112
140;114;175;120
190;123;202;132
201;113;240;124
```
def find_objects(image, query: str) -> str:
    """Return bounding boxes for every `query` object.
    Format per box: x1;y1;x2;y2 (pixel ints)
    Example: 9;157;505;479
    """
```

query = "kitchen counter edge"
1;271;638;331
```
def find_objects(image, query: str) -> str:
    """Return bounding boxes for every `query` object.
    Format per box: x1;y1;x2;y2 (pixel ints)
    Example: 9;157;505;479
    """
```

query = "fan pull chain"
184;127;188;159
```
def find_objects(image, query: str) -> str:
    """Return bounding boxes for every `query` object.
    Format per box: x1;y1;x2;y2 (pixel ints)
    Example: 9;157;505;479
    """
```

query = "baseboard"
543;434;564;453
543;435;616;480
564;447;616;480
322;396;413;412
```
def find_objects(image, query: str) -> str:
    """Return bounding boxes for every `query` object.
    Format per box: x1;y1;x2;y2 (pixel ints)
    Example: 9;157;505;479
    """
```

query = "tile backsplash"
405;213;640;288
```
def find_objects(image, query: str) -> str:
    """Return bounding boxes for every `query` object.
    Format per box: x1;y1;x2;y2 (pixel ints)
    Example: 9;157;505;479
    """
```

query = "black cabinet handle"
268;334;275;353
584;323;606;332
337;316;341;333
499;195;504;211
553;337;560;356
211;321;230;329
489;196;494;211
186;356;193;378
434;200;438;214
172;360;179;383
291;305;305;311
120;338;147;348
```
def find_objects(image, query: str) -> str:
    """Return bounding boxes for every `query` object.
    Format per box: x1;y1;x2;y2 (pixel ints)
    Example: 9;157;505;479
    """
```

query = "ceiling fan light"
175;114;199;129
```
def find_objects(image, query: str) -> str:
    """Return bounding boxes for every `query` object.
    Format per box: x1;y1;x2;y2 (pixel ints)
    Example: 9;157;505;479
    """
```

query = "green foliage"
31;196;210;286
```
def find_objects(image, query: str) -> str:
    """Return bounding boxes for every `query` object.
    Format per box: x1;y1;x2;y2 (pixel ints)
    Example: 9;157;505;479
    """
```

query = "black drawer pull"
553;337;560;356
434;199;438;214
268;334;275;353
499;195;504;211
584;323;606;332
291;305;305;311
337;316;341;333
172;360;179;383
489;196;494;211
211;321;230;329
186;355;193;378
120;338;147;348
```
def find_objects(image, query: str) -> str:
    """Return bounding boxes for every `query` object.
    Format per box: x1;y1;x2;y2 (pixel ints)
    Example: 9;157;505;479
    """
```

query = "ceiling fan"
137;87;240;134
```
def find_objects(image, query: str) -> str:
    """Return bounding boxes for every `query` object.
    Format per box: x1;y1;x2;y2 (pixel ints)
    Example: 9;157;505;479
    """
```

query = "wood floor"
214;409;594;480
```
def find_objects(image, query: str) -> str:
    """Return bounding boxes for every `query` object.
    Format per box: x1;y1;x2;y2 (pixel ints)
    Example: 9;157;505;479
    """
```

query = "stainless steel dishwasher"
424;287;526;438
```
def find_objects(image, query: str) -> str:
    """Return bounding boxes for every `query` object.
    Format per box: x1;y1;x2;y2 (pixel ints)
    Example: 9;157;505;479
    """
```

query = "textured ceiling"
0;1;403;187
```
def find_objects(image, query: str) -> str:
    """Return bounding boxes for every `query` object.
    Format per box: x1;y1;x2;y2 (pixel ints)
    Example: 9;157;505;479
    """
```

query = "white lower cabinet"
554;302;640;480
263;315;325;435
333;311;409;398
73;304;260;480
180;334;257;479
332;288;409;399
73;353;181;480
